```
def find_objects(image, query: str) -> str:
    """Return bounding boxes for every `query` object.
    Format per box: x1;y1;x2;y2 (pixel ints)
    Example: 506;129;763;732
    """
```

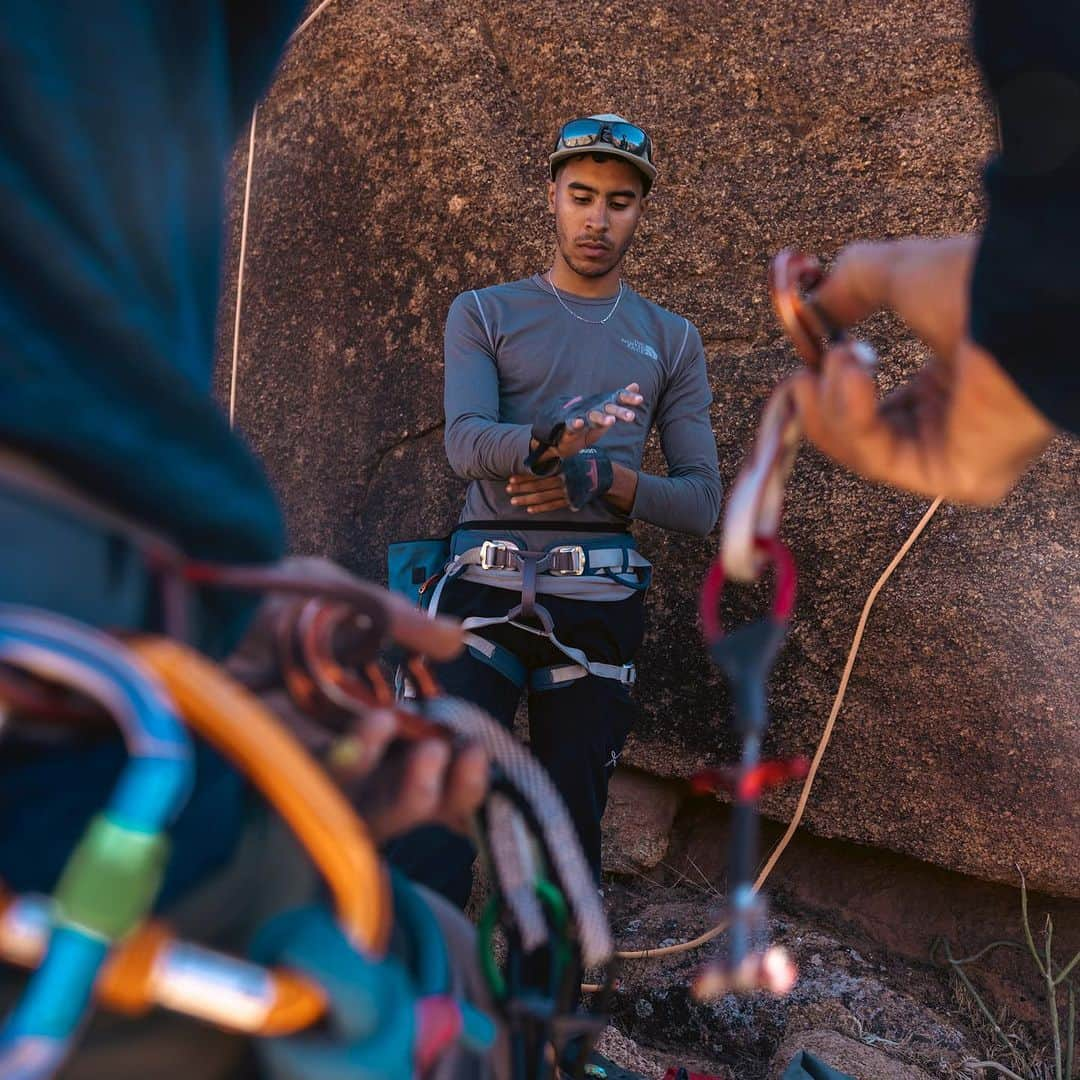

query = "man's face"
547;155;647;280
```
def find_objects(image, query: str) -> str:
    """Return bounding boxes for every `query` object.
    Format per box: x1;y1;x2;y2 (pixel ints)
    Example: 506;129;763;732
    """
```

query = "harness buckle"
548;545;586;576
480;539;520;571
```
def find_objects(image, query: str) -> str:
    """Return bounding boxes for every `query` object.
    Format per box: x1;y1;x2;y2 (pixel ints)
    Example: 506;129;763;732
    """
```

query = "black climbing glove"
562;448;614;510
523;389;626;474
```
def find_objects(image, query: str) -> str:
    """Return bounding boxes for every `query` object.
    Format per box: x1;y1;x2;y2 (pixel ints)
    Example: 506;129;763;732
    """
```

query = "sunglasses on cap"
555;118;654;163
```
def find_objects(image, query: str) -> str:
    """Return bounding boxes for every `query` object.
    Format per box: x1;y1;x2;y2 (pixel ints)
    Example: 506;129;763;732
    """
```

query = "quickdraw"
691;250;852;998
691;544;805;996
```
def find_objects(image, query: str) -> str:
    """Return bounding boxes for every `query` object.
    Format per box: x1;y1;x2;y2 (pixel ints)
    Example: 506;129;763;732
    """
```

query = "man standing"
390;115;722;907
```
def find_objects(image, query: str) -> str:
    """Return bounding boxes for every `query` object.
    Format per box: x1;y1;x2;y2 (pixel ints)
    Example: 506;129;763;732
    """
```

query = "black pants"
387;577;645;909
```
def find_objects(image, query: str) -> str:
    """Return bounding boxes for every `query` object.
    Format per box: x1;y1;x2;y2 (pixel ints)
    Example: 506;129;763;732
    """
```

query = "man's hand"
328;711;489;845
507;461;639;514
787;236;1055;505
552;382;643;456
528;383;644;471
507;470;571;514
226;557;488;845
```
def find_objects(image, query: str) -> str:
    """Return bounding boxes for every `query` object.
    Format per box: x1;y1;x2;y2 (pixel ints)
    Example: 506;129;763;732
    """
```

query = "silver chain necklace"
544;271;624;325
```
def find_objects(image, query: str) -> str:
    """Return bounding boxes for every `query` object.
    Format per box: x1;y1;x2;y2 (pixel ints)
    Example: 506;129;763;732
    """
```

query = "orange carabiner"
129;636;392;956
0;885;328;1035
768;249;842;370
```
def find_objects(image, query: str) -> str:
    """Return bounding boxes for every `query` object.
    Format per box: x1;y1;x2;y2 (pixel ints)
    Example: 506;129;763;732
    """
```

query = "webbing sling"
428;535;649;691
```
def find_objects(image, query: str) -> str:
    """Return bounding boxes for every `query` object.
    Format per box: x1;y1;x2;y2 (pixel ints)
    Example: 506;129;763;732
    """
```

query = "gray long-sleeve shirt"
444;275;722;543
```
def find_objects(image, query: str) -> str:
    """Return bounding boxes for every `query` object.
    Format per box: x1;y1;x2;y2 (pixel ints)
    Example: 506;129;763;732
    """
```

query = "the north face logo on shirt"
621;338;658;361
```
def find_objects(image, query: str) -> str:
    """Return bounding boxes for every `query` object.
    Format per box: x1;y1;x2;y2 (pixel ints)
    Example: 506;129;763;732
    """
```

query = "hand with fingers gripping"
785;236;1056;505
512;382;643;512
226;557;489;845
524;382;643;468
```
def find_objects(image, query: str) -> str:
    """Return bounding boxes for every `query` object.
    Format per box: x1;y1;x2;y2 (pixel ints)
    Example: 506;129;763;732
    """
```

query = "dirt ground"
584;873;1065;1080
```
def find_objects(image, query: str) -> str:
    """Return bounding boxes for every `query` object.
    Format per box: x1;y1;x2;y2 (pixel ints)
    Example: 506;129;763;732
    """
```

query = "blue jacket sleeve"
969;0;1080;432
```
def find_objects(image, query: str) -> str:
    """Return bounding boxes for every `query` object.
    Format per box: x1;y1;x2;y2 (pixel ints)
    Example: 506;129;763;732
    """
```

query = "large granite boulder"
216;0;1079;897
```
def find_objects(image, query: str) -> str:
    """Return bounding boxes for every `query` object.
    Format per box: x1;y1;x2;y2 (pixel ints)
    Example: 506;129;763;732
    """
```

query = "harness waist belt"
422;532;647;692
451;539;650;580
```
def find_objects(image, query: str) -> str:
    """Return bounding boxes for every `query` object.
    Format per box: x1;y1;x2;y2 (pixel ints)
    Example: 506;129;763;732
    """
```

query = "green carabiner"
477;875;573;1001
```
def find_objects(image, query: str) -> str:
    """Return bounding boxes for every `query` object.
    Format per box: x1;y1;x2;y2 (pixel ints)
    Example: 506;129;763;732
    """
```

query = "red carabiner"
699;536;797;646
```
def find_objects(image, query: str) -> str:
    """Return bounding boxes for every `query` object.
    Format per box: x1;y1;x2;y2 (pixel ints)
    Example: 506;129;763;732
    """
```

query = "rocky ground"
581;770;1075;1080
586;872;1060;1080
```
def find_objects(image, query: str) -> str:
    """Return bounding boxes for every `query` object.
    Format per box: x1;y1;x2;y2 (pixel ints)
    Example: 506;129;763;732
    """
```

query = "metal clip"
479;539;520;571
548;544;585;576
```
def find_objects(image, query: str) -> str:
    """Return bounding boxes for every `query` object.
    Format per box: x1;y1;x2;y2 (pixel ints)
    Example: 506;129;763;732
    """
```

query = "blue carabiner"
0;606;193;1079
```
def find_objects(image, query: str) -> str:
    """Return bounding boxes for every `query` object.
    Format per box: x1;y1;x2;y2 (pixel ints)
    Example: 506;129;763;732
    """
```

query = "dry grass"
932;870;1079;1080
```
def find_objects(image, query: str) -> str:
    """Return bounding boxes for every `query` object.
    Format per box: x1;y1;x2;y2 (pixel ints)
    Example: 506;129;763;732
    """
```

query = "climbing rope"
228;101;258;428
228;0;338;428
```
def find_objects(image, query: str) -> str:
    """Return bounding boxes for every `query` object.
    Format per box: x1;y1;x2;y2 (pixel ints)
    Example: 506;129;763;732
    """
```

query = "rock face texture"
768;1034;936;1080
601;768;682;875
217;0;1079;897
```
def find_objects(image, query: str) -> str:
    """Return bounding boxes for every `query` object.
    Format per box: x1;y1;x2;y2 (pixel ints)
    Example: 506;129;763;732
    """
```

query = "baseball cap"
548;114;657;195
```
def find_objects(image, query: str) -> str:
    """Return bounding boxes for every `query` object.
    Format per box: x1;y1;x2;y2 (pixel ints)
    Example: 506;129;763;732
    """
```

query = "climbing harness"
414;526;649;695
